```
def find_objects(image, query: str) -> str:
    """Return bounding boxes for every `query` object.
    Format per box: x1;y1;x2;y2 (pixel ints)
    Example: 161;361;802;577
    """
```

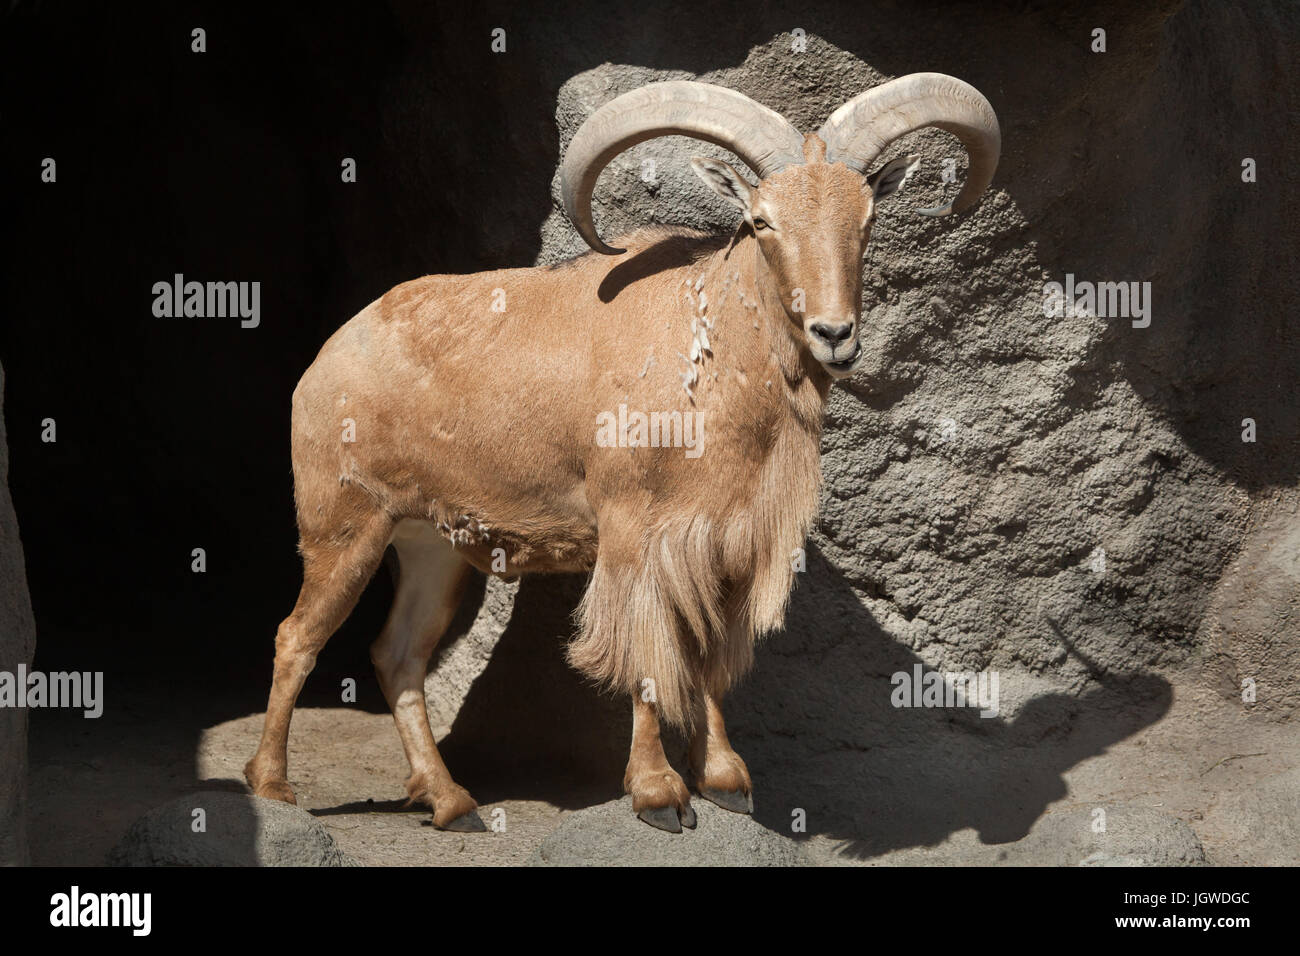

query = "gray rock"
1014;806;1206;867
109;792;351;867
1206;768;1300;866
0;361;37;866
528;798;813;866
1200;508;1300;720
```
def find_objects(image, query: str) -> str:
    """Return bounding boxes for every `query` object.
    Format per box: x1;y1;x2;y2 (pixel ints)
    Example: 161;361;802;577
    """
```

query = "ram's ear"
691;157;755;211
866;154;920;200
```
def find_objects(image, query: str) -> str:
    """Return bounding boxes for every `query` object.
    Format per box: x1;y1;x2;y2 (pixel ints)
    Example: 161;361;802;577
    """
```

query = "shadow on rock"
726;545;1173;859
409;544;1171;860
434;573;631;811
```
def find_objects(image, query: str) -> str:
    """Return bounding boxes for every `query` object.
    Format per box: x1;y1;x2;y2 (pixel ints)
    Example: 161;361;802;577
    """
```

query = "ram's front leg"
624;697;696;832
689;692;753;814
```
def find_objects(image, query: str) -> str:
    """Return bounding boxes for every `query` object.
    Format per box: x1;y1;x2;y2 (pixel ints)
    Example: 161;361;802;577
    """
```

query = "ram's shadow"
731;544;1173;858
419;542;1170;856
434;573;630;811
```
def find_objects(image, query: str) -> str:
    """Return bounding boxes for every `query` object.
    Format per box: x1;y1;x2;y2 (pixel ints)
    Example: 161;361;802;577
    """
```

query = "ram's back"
287;227;730;573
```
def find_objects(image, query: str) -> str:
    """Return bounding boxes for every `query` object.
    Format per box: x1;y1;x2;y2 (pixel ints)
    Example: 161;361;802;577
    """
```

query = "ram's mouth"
825;349;861;377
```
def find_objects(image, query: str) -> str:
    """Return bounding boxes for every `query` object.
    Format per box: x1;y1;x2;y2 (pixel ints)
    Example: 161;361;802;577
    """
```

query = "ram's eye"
752;217;770;231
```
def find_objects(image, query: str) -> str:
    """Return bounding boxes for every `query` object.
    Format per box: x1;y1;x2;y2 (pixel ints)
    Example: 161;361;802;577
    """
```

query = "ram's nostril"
810;322;853;344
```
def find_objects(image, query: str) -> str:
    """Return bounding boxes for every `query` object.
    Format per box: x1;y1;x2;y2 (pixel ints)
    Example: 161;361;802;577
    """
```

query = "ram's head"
562;75;1000;377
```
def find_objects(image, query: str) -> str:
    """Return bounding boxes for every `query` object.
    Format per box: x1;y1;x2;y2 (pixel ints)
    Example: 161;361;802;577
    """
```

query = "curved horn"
819;72;1000;217
561;81;806;254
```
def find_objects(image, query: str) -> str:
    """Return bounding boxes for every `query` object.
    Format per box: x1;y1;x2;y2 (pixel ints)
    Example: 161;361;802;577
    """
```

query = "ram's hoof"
637;806;685;833
699;787;753;815
440;809;487;833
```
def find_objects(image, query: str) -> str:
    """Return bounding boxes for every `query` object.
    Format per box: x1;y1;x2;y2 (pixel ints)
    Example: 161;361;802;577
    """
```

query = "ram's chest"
742;415;823;564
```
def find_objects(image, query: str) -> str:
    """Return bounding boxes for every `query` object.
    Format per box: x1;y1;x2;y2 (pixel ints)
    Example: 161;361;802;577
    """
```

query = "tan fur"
247;136;887;820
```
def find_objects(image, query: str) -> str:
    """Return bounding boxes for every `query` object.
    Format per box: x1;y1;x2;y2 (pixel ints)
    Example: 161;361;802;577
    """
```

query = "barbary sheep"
245;74;999;832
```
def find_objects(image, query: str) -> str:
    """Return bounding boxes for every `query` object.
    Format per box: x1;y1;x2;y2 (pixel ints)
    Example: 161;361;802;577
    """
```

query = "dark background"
0;0;621;710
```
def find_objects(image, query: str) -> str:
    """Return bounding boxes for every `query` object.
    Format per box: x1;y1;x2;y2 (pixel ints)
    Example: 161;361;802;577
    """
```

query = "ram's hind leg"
370;519;481;831
246;508;394;805
624;697;696;833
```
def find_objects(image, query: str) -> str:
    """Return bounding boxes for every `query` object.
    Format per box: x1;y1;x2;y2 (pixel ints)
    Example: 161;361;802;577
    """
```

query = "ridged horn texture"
819;72;1000;217
561;81;806;254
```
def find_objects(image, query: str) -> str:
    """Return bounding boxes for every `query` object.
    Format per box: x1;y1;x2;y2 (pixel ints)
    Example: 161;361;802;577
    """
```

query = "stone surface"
109;792;351;867
1015;806;1206;867
806;804;1208;867
1200;505;1300;720
1203;767;1300;866
528;797;812;866
0;361;37;866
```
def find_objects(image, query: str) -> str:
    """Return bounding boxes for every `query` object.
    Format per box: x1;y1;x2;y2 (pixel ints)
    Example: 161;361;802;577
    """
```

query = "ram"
245;74;1000;832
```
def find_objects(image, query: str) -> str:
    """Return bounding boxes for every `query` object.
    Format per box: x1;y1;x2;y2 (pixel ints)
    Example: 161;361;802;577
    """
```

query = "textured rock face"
420;7;1296;840
1209;767;1300;865
0;362;37;866
1201;505;1300;720
1013;806;1206;867
109;793;351;867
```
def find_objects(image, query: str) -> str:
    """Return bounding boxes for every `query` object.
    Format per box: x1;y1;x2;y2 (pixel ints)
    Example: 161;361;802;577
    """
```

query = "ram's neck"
670;231;827;633
691;231;831;434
